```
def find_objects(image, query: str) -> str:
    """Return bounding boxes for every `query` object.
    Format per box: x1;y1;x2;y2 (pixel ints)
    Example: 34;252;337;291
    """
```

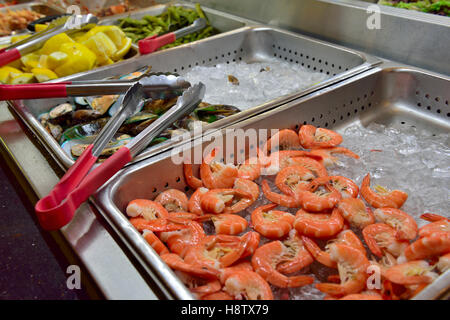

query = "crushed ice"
182;59;328;110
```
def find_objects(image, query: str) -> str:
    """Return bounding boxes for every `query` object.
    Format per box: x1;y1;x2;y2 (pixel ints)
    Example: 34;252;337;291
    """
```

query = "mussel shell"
195;104;240;123
45;122;63;141
62;134;132;158
72;109;103;123
143;97;178;115
74;97;90;107
59;117;110;143
48;103;75;125
88;95;119;115
124;112;158;124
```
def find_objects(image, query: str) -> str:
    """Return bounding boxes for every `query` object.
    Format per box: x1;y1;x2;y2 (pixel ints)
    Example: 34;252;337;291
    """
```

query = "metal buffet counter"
0;0;449;300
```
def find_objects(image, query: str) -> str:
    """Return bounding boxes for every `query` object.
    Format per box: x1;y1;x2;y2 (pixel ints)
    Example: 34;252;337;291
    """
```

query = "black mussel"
39;112;50;126
89;95;119;115
48;102;75;125
195;104;240;123
45;122;63;141
66;134;132;158
59;117;110;144
143;97;178;115
74;97;90;108
119;113;158;135
72;109;104;123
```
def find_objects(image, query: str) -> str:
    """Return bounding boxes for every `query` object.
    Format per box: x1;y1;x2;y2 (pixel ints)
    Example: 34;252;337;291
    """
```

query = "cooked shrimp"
233;178;260;202
420;213;449;222
160;221;206;257
263;150;323;175
384;261;436;285
127;199;186;232
187;187;209;215
297;178;342;212
302;230;365;268
288;156;328;178
275;165;315;196
418;219;450;238
126;199;169;220
264;129;301;152
161;253;220;280
183;163;203;189
239;231;261;258
436;253;450;273
337;198;375;229
175;271;222;299
298;125;343;149
251;204;295;239
201;291;234;300
237;157;261;181
294;208;344;239
310;147;359;167
276;230;314;274
327;176;359;199
219;261;254;285
200;188;252;214
154;189;188;212
360;173;408;209
373;208;418;241
200;148;238;189
362;223;409;258
211;214;248;235
315;244;370;297
261;179;300;208
184;233;253;269
142;230;169;255
402;233;450;261
222;269;274;300
129;217;188;232
251;240;314;288
339;293;383;300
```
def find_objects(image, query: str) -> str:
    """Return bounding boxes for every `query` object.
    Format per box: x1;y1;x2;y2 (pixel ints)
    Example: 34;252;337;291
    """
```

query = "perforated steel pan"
8;23;379;170
94;64;450;300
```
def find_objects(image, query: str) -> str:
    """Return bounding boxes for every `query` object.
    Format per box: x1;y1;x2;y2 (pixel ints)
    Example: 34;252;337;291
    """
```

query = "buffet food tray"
8;23;380;169
93;65;450;300
0;1;65;41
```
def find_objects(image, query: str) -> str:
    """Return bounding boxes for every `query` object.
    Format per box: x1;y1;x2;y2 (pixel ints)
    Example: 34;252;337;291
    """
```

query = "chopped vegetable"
378;1;450;16
117;4;218;46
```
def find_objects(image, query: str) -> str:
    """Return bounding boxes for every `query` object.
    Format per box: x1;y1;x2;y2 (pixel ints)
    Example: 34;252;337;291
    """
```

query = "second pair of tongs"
34;81;205;231
0;14;98;68
0;72;191;100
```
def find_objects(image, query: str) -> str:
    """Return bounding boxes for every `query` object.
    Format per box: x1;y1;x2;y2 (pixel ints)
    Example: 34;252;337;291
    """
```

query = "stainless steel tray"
8;23;380;170
94;64;450;300
0;1;65;40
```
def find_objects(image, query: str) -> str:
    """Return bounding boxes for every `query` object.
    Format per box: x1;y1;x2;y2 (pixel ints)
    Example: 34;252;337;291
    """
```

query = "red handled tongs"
138;18;207;55
35;81;205;230
0;14;98;68
0;72;191;100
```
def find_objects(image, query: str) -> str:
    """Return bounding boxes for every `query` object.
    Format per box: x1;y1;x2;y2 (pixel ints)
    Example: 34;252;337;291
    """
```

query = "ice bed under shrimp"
197;122;450;300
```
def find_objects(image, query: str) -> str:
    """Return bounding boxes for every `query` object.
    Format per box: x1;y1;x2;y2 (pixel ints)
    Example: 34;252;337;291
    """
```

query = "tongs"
0;72;191;100
35;81;205;230
0;14;98;68
138;18;207;55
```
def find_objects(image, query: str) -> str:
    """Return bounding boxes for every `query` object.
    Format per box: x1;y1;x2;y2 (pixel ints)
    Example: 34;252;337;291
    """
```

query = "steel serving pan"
93;64;450;300
8;23;380;170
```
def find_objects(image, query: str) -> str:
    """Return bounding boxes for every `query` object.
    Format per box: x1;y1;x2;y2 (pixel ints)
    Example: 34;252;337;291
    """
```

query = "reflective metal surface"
192;0;450;75
95;64;449;300
8;24;380;169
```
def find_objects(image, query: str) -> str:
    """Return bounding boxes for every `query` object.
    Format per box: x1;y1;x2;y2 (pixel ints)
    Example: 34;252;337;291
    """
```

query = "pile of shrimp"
124;124;450;300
